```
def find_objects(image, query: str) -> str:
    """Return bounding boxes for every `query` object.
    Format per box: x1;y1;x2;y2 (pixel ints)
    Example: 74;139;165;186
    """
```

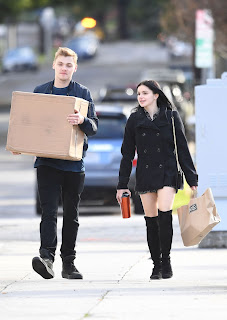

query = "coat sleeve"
173;110;198;187
117;114;136;189
33;86;40;93
79;89;98;137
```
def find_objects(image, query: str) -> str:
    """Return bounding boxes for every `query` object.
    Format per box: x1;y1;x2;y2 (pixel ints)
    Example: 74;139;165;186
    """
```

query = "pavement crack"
1;273;30;294
79;254;147;318
80;290;111;319
119;252;148;282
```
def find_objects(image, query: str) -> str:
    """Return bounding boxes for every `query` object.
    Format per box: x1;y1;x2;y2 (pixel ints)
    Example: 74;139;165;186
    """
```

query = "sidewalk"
0;214;227;320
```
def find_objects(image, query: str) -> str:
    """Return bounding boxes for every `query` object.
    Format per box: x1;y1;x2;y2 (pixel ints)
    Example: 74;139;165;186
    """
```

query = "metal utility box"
195;73;227;240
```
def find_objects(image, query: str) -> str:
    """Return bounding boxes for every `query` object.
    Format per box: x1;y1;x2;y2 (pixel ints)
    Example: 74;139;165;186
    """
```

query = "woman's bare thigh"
157;186;176;211
140;192;158;217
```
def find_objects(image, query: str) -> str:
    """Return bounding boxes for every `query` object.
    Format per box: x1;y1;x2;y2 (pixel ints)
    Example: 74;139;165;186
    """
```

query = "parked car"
98;84;137;103
140;68;194;141
65;32;99;60
36;105;144;215
2;47;39;73
165;36;193;59
140;68;186;86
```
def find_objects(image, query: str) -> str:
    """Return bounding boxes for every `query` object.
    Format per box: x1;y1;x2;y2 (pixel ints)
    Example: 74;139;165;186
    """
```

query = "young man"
29;47;98;279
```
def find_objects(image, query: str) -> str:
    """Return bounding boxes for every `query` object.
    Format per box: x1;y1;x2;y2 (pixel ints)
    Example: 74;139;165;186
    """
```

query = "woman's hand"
190;186;197;191
116;189;131;204
67;110;84;125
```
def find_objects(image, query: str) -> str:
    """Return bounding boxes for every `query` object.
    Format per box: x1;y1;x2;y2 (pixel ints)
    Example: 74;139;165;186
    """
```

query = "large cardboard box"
6;91;89;160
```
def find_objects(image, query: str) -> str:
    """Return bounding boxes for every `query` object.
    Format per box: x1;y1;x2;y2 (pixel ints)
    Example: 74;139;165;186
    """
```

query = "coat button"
156;133;160;136
142;133;146;136
157;148;160;152
144;149;147;153
145;165;149;169
159;164;163;168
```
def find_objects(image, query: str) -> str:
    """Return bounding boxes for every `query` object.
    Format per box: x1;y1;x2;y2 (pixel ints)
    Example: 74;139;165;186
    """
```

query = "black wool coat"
117;106;198;192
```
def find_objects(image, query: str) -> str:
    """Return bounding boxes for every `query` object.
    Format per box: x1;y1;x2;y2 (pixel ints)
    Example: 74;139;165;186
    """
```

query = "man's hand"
67;110;84;125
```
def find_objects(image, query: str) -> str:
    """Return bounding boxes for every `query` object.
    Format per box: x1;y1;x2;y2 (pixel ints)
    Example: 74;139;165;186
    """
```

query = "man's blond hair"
54;47;78;64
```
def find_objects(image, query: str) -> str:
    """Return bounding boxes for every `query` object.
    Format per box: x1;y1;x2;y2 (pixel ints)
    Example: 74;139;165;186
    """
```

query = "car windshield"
101;88;137;102
90;115;126;139
68;37;93;46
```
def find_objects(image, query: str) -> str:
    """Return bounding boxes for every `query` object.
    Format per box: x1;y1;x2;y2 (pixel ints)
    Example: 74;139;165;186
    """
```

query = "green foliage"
0;0;172;39
0;0;49;22
0;0;115;22
127;0;170;39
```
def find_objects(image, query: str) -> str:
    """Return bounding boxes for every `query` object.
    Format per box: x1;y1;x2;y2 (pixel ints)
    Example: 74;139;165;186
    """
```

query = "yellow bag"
177;188;221;247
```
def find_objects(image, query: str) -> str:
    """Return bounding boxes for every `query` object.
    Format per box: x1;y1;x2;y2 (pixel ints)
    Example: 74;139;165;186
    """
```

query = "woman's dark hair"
136;80;173;110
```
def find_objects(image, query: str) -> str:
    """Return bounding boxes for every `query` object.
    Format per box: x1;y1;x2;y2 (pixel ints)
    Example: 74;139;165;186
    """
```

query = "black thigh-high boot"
158;209;173;279
144;216;162;280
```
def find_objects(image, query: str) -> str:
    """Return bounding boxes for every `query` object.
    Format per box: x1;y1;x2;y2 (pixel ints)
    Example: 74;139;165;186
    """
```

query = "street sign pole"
195;9;214;83
40;7;55;63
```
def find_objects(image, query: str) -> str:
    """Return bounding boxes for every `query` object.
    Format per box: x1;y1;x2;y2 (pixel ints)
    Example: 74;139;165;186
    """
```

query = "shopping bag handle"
191;189;198;199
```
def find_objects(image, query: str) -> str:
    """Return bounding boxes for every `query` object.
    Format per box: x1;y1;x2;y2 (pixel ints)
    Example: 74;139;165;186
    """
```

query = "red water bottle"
120;192;131;219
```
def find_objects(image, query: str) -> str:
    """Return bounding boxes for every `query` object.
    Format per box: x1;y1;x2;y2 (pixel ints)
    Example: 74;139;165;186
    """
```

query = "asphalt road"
0;40;168;107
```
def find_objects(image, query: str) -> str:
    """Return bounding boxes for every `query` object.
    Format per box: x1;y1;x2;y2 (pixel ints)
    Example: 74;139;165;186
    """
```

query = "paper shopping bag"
177;188;221;247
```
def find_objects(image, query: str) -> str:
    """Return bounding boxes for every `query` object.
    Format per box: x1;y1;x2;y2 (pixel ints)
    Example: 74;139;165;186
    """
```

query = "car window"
100;88;136;102
5;48;33;58
19;48;33;57
90;115;126;139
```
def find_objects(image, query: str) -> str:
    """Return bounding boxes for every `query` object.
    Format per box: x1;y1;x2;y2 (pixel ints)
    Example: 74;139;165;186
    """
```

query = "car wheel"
132;193;144;214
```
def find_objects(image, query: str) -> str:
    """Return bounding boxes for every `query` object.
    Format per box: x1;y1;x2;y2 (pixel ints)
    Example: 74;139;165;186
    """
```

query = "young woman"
116;80;198;280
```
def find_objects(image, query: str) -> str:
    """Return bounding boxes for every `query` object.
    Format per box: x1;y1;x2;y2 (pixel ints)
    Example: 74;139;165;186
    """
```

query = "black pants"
37;166;85;261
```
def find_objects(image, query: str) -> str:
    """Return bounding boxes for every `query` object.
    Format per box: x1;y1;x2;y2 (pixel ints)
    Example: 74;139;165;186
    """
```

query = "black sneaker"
62;267;83;279
32;256;54;279
62;258;83;280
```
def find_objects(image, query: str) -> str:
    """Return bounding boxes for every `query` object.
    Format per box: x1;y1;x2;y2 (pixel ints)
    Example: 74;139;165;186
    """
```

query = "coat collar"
45;80;74;95
135;106;170;129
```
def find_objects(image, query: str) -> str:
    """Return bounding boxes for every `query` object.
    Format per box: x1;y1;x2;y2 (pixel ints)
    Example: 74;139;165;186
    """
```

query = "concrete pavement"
0;214;227;320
